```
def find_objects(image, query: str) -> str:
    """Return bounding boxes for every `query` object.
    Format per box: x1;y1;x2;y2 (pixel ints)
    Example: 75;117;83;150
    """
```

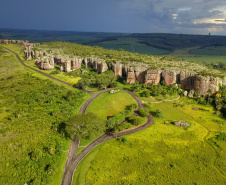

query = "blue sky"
1;0;226;35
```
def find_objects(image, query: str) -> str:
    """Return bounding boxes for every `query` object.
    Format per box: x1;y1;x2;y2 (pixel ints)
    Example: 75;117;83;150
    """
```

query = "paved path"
61;90;154;185
0;46;95;96
1;45;154;185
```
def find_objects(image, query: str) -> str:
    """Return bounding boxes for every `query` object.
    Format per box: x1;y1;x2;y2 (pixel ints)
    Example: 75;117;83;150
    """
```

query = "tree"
155;109;163;118
64;113;106;139
76;78;90;91
128;115;143;125
139;108;149;117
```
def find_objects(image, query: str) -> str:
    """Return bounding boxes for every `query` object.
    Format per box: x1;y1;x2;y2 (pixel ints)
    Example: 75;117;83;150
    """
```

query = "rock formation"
112;62;122;77
19;40;226;95
145;69;161;85
174;121;190;127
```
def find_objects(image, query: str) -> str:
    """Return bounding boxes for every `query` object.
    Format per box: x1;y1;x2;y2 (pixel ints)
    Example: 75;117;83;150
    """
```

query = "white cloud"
118;0;226;34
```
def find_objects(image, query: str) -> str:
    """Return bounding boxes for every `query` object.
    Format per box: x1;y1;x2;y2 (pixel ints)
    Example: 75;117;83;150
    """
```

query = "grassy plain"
169;47;226;64
90;37;169;55
0;45;89;185
86;91;137;120
76;98;226;185
1;44;81;85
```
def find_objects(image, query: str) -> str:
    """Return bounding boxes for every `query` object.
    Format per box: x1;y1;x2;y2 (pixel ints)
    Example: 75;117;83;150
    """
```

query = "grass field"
1;44;82;85
75;98;226;185
0;45;89;185
86;91;137;120
90;37;169;55
169;47;226;64
190;46;226;56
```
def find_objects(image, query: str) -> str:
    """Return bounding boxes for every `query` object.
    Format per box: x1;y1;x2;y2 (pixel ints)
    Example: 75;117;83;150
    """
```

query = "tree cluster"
76;70;117;90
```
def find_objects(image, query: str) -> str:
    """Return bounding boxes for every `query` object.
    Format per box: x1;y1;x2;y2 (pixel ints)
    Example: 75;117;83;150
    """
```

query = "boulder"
174;121;190;127
183;91;188;96
188;90;194;98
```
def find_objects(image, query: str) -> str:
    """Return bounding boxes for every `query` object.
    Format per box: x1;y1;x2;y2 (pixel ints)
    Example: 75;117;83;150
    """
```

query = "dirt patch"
192;108;200;111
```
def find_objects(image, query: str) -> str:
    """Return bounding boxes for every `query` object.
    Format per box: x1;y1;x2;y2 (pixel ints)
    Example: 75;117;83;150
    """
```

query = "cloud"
118;0;226;34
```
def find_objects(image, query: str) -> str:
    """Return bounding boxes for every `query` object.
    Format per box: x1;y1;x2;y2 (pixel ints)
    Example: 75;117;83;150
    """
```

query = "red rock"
97;61;108;73
194;75;218;95
162;70;177;85
145;69;161;85
134;67;147;83
112;62;122;77
180;70;196;89
4;40;8;44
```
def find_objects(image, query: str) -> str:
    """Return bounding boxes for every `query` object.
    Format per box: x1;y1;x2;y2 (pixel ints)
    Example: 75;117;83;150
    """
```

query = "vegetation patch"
0;47;88;185
86;91;137;120
82;100;226;184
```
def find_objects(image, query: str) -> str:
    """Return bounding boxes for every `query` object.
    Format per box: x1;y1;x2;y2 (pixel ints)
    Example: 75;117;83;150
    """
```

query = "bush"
128;115;143;125
139;108;149;117
216;132;226;141
117;137;128;143
155;109;164;118
118;122;132;131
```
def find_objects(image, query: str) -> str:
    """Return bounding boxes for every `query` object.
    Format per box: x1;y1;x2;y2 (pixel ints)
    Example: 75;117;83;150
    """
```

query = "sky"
1;0;226;35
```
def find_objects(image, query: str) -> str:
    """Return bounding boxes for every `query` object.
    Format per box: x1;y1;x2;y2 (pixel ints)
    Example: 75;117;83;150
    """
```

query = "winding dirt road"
61;90;154;185
1;46;154;185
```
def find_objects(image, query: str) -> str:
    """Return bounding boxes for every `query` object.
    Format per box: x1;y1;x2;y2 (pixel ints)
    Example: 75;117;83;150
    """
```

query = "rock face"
4;40;8;44
174;121;190;127
180;70;195;90
65;61;71;73
126;67;136;84
145;69;161;85
134;66;147;83
112;62;122;77
162;70;177;85
97;61;108;73
35;57;54;70
22;41;225;95
194;75;219;94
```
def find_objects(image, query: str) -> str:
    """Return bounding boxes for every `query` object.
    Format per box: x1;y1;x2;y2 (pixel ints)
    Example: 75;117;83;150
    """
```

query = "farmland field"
89;37;169;55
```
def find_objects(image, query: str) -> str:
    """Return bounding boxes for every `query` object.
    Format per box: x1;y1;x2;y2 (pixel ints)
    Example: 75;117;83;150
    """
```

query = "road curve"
1;45;154;185
0;46;94;96
61;90;154;185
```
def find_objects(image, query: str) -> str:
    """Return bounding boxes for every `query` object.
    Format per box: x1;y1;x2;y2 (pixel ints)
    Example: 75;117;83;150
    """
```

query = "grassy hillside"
0;47;88;184
86;91;137;120
77;99;226;185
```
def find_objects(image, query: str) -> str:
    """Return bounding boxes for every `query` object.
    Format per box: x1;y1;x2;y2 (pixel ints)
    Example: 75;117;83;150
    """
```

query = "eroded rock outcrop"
112;62;122;77
20;40;225;95
145;69;161;85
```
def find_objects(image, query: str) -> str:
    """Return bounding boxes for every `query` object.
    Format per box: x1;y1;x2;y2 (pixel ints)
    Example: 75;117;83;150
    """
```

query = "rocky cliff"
21;42;226;95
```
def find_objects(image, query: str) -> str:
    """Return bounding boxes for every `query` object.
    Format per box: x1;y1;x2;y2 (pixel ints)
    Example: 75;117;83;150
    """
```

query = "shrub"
155;109;163;118
117;137;128;143
128;115;143;125
118;122;132;131
216;132;226;141
139;108;149;117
